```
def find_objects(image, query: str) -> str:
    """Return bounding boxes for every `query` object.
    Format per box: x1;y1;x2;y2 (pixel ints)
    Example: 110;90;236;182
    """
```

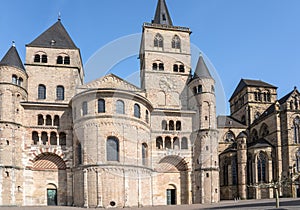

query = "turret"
237;131;248;199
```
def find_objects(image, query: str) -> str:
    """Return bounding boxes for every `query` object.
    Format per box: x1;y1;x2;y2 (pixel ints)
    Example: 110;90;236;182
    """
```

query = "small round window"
110;201;116;206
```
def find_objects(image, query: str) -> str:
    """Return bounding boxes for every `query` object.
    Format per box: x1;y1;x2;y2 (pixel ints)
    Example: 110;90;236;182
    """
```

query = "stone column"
96;170;103;207
237;132;247;199
83;169;88;208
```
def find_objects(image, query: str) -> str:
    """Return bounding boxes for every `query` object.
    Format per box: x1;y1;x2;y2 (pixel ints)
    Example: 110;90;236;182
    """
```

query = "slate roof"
248;138;273;149
220;142;237;154
27;20;77;49
193;55;213;79
0;45;25;71
217;115;247;128
152;0;173;26
229;79;277;101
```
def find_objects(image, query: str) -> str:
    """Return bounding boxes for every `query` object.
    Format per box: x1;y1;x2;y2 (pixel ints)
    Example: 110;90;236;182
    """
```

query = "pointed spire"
193;54;213;79
0;44;25;71
27;20;77;49
153;0;173;26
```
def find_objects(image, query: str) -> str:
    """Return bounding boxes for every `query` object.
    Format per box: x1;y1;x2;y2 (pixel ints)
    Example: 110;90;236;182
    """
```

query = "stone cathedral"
0;0;299;208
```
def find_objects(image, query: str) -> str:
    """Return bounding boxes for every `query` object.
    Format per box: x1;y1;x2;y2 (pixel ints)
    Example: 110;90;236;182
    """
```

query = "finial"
12;41;15;47
58;12;61;21
294;86;297;90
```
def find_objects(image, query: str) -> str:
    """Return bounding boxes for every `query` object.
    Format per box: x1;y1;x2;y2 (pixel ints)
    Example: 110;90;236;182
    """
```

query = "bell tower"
140;0;192;109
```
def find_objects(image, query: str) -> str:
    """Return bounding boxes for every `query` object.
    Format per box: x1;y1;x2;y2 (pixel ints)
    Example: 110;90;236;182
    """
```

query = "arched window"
98;99;105;113
162;120;167;130
165;136;171;149
77;143;82;165
106;137;119;161
64;56;70;65
181;137;188;149
171;35;181;49
12;75;17;84
56;86;65;100
41;54;47;63
46;115;52;126
34;54;40;62
18;77;23;86
173;137;180;149
41;132;48;145
251;129;258;142
224;131;235;142
37;114;44;125
152;63;158;70
50;132;57;145
169;120;174;130
259;123;269;138
156;137;163;149
179;65;185;72
159;63;164;71
82;101;88;116
267;92;271;102
294;117;300;143
38;84;46;99
196;85;202;94
145;110;149;123
116;100;125;114
142;143;148;166
59;132;66;146
176;121;181;131
296;150;300;172
53;115;59;126
173;64;178;72
32;131;39;145
257;152;267;183
232;157;238;185
134;103;141;118
154;33;163;48
57;56;63;64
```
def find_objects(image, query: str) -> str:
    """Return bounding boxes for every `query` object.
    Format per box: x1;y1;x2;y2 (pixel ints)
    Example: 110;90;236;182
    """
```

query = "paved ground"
0;198;300;209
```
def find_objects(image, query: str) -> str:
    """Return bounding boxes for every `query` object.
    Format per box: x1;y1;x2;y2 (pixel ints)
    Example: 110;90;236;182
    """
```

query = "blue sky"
1;0;300;114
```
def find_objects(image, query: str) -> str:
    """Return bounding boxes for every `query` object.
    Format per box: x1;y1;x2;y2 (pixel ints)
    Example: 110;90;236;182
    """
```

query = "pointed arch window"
171;35;181;49
294;117;300;143
56;85;65;100
134;103;141;118
106;137;119;161
98;99;105;113
116;100;125;114
260;123;269;138
232;157;238;185
257;152;267;183
38;84;46;99
224;131;235;142
154;33;163;48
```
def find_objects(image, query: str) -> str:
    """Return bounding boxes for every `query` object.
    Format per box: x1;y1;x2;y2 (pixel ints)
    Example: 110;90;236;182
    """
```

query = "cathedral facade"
1;0;299;208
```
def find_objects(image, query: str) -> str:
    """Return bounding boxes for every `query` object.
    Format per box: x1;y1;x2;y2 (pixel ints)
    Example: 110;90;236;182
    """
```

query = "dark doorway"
47;189;57;206
167;189;176;205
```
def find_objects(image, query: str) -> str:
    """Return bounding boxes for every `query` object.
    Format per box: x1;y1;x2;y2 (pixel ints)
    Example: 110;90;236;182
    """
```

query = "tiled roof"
217;115;247;128
27;20;77;49
0;45;25;71
229;79;277;101
193;55;213;79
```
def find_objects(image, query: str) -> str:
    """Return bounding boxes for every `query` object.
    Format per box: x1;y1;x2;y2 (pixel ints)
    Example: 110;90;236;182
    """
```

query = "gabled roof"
27;20;77;49
0;45;25;71
229;79;277;101
217;115;247;128
278;88;299;104
152;0;173;26
82;73;143;92
193;55;213;79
